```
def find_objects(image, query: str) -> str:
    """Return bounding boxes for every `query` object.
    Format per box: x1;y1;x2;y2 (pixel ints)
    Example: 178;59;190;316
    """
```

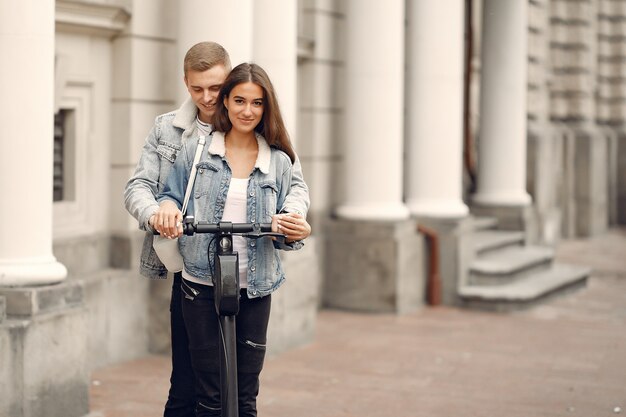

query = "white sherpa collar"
172;98;198;131
208;131;271;174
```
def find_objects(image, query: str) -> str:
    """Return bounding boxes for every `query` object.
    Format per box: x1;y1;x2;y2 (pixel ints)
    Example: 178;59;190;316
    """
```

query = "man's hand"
152;200;183;238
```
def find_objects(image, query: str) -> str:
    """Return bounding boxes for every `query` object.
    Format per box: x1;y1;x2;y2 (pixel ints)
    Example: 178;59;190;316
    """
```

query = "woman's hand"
151;200;184;239
272;212;311;243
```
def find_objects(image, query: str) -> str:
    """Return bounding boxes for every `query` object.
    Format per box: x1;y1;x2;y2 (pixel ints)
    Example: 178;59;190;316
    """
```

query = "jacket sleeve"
273;153;310;251
123;120;162;232
278;155;310;217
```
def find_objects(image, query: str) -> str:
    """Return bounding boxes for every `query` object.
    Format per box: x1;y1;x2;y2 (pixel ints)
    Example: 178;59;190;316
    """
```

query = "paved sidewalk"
90;229;626;417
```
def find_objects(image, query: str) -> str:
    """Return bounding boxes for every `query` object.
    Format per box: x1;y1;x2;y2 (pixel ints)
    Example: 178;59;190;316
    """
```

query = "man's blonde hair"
183;41;231;75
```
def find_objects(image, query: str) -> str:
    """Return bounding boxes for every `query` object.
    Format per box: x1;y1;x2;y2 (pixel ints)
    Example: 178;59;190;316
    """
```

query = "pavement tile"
90;228;626;417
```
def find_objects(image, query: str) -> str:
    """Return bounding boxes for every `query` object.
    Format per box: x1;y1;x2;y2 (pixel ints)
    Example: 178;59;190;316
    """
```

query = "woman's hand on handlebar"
151;200;183;239
273;212;311;243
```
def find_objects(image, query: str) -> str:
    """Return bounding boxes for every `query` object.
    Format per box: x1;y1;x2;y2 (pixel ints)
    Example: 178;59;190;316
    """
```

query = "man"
124;42;310;416
124;41;231;417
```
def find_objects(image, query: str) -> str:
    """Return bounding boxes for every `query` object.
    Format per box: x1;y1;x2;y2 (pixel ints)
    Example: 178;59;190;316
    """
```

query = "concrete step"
459;263;590;311
469;245;554;285
473;230;525;255
473;216;498;231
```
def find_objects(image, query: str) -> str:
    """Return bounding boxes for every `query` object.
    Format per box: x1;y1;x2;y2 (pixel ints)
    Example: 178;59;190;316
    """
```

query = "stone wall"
0;282;88;417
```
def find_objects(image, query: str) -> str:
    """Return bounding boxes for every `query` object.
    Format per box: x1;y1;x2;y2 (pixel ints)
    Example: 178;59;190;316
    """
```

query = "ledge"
56;0;131;37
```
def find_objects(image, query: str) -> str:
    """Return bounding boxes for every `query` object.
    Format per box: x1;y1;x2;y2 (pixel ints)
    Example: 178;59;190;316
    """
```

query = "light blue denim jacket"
157;131;307;298
123;98;309;279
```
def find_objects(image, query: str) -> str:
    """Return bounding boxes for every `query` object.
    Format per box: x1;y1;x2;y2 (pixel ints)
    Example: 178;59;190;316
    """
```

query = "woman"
155;62;311;417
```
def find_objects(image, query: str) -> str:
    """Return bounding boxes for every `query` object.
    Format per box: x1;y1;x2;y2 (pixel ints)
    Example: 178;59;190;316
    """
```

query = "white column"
177;0;254;102
253;0;298;145
0;0;67;285
406;0;469;218
335;0;409;221
473;0;531;206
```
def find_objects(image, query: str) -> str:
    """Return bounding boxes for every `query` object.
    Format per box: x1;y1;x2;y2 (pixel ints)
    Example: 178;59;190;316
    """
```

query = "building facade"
0;0;625;415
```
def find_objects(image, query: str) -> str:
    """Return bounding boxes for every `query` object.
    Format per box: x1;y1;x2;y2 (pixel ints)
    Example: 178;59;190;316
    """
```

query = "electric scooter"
179;216;284;417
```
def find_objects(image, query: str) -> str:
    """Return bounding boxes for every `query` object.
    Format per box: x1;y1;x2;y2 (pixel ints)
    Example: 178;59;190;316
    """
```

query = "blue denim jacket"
124;99;309;279
157;131;307;298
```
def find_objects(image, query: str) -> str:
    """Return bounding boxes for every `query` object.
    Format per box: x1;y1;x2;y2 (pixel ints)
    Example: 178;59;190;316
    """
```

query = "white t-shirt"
183;177;250;287
196;116;212;136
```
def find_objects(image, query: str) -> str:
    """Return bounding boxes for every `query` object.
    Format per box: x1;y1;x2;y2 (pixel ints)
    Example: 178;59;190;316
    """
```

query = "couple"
124;41;311;417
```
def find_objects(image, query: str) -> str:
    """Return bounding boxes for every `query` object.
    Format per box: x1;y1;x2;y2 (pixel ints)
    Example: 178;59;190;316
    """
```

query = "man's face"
184;64;228;124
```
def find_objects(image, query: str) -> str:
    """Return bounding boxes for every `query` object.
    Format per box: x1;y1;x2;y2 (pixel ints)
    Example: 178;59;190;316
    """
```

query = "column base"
0;257;67;286
335;202;410;221
322;218;424;313
0;280;88;417
407;199;469;218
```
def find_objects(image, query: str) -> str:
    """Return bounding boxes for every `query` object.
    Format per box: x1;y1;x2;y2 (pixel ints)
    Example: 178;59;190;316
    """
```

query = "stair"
459;217;589;311
469;246;554;285
473;229;524;255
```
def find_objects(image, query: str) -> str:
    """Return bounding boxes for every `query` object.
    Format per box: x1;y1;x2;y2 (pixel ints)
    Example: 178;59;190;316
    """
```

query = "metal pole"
220;314;238;417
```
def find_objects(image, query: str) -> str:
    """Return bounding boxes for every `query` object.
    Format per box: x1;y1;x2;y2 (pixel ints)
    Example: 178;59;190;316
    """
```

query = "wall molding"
56;0;130;37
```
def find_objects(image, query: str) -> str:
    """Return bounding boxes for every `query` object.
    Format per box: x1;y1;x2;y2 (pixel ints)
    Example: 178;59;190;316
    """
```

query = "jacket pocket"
194;161;220;198
259;180;278;218
156;142;181;163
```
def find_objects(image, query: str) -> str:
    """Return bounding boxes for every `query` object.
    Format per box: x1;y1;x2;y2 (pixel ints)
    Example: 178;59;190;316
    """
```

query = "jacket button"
251;266;256;272
249;191;255;197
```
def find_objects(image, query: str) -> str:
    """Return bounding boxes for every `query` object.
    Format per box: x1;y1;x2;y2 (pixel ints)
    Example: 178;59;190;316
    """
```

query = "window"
53;109;76;202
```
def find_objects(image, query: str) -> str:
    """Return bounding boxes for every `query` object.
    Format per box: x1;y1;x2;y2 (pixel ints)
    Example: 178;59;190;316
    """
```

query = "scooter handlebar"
191;221;273;236
152;216;278;238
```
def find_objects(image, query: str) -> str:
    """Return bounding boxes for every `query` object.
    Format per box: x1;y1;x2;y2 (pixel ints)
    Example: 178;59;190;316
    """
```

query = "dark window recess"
53;110;65;202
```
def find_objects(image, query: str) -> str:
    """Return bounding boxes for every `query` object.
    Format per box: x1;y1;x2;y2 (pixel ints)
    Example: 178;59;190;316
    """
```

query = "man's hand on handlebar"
273;212;311;243
150;200;183;239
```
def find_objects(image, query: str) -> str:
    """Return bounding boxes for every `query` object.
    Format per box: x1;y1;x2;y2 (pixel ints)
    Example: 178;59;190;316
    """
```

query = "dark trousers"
163;272;197;417
181;278;271;417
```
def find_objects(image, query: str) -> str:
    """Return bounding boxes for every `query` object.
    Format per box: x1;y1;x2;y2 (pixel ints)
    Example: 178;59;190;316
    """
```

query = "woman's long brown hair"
213;63;296;163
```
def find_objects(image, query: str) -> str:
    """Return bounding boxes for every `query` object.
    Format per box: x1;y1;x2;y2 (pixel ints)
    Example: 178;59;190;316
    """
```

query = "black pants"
181;278;271;417
163;272;197;417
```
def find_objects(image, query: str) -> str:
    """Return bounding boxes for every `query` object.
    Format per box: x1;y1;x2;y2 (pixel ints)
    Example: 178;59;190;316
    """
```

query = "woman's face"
224;81;264;135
